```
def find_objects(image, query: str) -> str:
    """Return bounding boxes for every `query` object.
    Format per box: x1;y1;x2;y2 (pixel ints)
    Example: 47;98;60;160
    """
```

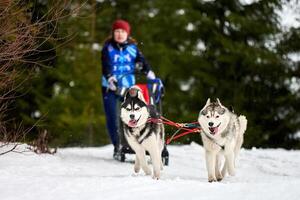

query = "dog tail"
238;115;247;134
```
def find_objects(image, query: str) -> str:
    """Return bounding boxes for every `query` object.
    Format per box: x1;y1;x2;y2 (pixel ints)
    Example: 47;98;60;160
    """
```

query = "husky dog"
198;98;247;182
120;87;164;179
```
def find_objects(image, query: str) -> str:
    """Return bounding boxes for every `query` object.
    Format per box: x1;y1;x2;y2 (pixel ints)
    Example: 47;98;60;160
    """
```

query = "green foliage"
13;0;300;148
33;1;108;147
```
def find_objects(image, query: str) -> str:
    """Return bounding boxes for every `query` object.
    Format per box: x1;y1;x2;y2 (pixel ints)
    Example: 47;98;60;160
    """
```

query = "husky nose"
208;122;214;127
130;114;135;119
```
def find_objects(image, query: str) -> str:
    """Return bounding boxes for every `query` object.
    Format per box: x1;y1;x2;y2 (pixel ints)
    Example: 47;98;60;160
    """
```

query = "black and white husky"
120;87;164;179
198;98;247;182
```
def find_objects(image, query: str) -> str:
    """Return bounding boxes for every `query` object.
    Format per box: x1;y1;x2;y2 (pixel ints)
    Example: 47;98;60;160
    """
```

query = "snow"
1;143;300;200
239;0;260;6
278;0;300;29
92;43;101;51
1;1;299;199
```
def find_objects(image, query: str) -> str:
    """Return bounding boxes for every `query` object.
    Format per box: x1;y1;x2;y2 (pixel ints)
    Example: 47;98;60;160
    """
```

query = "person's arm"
135;48;151;74
101;43;113;79
101;43;118;90
135;47;156;79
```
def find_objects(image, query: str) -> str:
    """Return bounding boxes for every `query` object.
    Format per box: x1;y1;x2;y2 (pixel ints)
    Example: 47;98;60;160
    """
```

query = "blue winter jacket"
101;39;151;88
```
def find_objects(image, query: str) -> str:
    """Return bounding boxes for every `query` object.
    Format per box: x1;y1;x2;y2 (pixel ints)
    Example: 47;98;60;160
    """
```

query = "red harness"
135;84;200;144
148;116;201;145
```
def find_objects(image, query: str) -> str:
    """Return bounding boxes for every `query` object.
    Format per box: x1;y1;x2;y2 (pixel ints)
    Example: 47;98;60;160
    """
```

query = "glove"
107;76;117;91
146;70;156;80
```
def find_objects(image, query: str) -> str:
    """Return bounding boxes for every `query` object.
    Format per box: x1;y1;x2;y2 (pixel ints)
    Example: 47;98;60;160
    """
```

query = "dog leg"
151;149;162;180
159;141;164;171
215;154;223;181
234;134;243;162
159;150;163;171
225;152;235;176
160;159;164;170
234;115;247;164
136;149;151;176
128;140;151;176
134;155;141;173
205;150;217;182
144;138;161;179
156;125;165;171
221;159;227;177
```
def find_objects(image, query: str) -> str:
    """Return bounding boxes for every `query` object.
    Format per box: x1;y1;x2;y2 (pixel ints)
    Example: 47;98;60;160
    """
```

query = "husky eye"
219;108;226;114
216;115;219;118
206;115;210;118
126;108;131;111
135;107;140;111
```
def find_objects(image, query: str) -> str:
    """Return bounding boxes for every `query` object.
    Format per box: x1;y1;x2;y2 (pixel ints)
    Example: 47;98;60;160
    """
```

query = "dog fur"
198;98;247;182
120;87;164;179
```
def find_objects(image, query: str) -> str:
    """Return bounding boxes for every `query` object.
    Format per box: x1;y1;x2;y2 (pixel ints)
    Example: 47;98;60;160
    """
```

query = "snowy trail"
0;143;300;200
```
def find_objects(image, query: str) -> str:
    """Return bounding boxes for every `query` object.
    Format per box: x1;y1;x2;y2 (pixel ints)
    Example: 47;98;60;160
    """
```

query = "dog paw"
208;179;217;183
153;171;160;180
134;165;141;173
208;176;217;182
216;174;223;181
131;172;139;177
217;177;223;182
228;170;235;176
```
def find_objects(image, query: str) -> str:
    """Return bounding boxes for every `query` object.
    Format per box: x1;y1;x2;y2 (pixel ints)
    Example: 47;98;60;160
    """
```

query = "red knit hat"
112;19;131;35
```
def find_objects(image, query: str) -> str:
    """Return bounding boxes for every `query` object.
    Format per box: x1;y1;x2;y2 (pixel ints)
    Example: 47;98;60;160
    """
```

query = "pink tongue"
129;120;137;127
209;127;218;135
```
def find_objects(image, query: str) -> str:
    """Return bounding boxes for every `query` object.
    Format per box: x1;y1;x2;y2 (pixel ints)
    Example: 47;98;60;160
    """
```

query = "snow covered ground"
0;143;300;200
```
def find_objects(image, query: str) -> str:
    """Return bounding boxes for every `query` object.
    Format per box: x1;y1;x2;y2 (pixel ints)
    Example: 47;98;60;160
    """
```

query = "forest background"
1;0;299;150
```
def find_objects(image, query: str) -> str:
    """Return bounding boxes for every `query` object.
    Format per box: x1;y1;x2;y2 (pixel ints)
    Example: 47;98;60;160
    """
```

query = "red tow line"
148;116;201;145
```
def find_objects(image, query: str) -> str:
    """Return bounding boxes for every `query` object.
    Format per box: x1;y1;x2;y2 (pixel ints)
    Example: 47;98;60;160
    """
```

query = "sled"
114;75;169;166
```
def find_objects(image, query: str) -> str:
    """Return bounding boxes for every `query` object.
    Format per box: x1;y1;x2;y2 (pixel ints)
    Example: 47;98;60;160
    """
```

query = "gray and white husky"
120;87;164;179
198;98;247;182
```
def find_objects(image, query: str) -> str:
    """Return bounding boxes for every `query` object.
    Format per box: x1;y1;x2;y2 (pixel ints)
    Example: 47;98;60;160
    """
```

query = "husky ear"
229;105;234;113
204;98;211;107
216;98;227;114
216;98;224;107
127;86;145;101
129;88;138;98
200;98;210;115
121;90;130;105
122;88;137;104
137;90;146;103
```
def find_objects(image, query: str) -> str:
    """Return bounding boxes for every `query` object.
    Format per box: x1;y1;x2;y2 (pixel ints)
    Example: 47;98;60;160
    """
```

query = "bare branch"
0;0;79;155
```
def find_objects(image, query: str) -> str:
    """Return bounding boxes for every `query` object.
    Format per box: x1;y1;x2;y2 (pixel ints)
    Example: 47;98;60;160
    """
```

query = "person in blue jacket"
101;19;156;158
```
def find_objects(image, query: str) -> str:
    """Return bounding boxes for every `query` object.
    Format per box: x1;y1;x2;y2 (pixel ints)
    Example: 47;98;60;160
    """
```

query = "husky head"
120;87;149;128
198;98;231;137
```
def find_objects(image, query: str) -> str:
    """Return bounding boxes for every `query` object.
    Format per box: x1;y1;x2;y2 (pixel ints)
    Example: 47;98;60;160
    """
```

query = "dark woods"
1;0;299;150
